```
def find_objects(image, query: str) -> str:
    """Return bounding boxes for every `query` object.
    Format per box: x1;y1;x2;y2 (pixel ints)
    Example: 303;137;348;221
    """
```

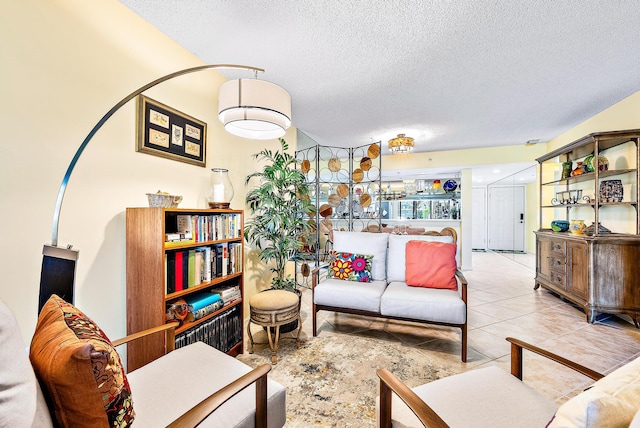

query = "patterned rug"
237;332;454;427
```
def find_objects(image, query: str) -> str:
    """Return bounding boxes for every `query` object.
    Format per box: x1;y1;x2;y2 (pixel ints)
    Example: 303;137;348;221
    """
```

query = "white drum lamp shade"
218;78;292;140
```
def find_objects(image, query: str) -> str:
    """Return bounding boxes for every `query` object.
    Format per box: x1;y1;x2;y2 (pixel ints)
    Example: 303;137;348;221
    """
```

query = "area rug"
237;333;454;427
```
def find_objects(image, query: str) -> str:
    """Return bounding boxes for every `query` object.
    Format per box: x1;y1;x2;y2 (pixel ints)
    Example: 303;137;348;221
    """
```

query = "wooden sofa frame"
113;323;272;428
377;336;604;428
311;228;468;362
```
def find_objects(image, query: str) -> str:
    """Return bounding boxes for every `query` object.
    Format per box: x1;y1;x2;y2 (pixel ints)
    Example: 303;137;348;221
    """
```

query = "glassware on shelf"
207;168;234;209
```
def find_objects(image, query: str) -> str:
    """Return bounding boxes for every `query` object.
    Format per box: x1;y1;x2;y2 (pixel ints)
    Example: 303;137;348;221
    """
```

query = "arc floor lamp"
39;64;291;312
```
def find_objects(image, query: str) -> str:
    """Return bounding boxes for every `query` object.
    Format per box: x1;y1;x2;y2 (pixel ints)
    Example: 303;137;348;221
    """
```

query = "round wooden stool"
247;289;302;364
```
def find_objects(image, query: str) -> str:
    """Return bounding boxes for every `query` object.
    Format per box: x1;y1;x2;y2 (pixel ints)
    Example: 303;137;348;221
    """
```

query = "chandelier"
388;133;414;154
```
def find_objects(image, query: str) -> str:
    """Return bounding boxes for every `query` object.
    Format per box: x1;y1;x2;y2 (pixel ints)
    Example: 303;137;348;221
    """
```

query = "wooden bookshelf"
126;207;244;371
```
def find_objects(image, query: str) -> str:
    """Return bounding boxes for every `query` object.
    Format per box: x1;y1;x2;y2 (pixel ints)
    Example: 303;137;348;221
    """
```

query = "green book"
187;249;196;288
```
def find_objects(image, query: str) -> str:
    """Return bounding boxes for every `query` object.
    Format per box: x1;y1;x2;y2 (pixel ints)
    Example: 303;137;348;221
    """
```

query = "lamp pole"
39;64;263;312
50;63;263;247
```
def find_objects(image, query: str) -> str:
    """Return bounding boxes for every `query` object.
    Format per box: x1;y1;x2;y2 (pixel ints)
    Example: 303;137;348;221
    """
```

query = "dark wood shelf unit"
535;130;640;327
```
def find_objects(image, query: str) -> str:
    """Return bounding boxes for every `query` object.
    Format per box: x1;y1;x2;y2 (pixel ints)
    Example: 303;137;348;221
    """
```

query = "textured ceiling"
119;0;640;157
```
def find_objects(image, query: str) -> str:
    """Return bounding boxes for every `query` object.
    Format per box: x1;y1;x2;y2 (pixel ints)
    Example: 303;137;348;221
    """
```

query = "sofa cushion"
0;299;53;427
380;281;466;324
548;355;640;428
328;252;373;282
127;342;286;427
379;366;557;428
29;295;134;427
405;241;458;290
314;278;388;313
387;234;454;283
333;231;389;281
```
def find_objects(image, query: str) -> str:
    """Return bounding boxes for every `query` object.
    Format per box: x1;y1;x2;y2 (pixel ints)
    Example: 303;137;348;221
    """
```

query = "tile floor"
293;250;640;404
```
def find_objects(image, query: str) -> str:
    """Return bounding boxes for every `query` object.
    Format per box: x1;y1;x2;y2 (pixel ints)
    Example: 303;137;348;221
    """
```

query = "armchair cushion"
127;341;286;427
405;241;458;290
333;231;389;281
29;295;134;427
387;234;454;283
383;366;556;428
314;278;388;313
548;355;640;427
381;282;466;324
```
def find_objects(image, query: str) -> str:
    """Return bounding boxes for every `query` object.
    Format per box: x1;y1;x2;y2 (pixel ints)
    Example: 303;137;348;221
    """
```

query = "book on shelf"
174;251;184;292
176;215;191;233
164;231;193;243
183;292;223;321
166;252;176;294
211;284;241;306
174;305;242;354
187;300;224;321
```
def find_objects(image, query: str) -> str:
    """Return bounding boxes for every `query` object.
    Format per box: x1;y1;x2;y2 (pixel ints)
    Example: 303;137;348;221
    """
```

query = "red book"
174;251;184;292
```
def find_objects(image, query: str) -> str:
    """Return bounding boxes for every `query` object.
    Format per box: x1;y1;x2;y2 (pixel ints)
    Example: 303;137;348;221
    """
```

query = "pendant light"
218;78;292;140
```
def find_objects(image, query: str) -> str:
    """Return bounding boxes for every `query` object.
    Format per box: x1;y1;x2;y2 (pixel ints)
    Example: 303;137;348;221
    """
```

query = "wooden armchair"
377;337;607;428
6;295;286;428
113;323;274;428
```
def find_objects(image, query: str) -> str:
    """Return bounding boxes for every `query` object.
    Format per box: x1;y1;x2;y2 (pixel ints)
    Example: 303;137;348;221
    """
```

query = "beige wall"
0;0;293;343
542;90;640;233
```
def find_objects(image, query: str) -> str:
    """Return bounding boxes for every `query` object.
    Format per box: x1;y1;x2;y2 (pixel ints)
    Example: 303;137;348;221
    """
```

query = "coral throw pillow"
29;295;135;427
329;252;373;282
405;241;458;290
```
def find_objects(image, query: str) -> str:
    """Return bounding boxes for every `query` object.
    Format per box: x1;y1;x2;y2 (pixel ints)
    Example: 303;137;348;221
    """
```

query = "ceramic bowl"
550;220;570;232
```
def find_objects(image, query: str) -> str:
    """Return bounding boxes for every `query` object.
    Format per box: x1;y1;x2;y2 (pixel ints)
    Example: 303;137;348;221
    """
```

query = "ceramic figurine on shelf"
570;162;584;176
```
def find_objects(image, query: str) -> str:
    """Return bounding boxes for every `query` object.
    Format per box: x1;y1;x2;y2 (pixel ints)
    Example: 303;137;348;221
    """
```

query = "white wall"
0;0;294;344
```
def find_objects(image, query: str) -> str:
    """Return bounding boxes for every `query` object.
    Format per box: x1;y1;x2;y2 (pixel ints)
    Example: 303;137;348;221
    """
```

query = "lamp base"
208;202;231;209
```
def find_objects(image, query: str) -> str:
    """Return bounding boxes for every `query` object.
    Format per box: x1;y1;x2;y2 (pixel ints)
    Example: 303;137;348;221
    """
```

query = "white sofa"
312;230;468;361
1;296;286;427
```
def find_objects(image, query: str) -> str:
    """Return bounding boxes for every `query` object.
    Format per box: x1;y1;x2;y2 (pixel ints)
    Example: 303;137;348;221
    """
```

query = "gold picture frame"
136;95;207;167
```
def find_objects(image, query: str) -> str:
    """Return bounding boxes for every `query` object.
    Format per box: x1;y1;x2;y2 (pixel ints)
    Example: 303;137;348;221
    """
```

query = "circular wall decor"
336;183;350;198
328;194;341;207
319;203;333;218
301;263;310;277
367;144;380;159
360;157;372;171
328;157;341;172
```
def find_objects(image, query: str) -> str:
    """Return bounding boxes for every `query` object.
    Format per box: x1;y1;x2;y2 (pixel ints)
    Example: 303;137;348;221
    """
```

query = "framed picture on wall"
136;95;207;167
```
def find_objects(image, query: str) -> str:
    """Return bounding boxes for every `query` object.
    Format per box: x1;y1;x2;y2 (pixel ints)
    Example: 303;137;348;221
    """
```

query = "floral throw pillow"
328;252;373;282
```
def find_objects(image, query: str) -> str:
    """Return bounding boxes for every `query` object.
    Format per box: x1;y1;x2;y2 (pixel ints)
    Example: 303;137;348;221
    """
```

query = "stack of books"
211;284;241;307
183;292;223;321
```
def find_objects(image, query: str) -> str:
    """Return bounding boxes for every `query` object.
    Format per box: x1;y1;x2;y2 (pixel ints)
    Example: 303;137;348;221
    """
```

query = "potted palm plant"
244;138;314;293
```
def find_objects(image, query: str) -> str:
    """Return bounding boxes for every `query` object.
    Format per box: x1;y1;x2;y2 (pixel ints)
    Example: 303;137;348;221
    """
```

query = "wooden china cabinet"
535;130;640;327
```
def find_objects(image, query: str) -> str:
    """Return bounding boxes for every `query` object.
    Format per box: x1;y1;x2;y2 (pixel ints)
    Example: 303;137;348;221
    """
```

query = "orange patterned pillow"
29;295;134;427
405;241;458;290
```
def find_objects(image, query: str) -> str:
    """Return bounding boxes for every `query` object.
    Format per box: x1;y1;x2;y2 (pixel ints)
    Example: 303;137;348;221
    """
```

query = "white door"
488;186;525;252
472;187;487;250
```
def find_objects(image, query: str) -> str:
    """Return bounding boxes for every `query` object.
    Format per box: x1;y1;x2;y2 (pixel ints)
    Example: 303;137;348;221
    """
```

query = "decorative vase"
561;161;573;179
569;219;585;235
599;179;623;203
207;168;234;209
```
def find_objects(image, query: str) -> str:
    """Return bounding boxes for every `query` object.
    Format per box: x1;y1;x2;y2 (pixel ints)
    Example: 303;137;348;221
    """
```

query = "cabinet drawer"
550;240;566;255
549;256;566;272
550;271;565;288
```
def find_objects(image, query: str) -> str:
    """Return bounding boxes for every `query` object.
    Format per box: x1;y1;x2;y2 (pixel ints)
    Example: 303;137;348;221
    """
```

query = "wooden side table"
247;289;302;364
